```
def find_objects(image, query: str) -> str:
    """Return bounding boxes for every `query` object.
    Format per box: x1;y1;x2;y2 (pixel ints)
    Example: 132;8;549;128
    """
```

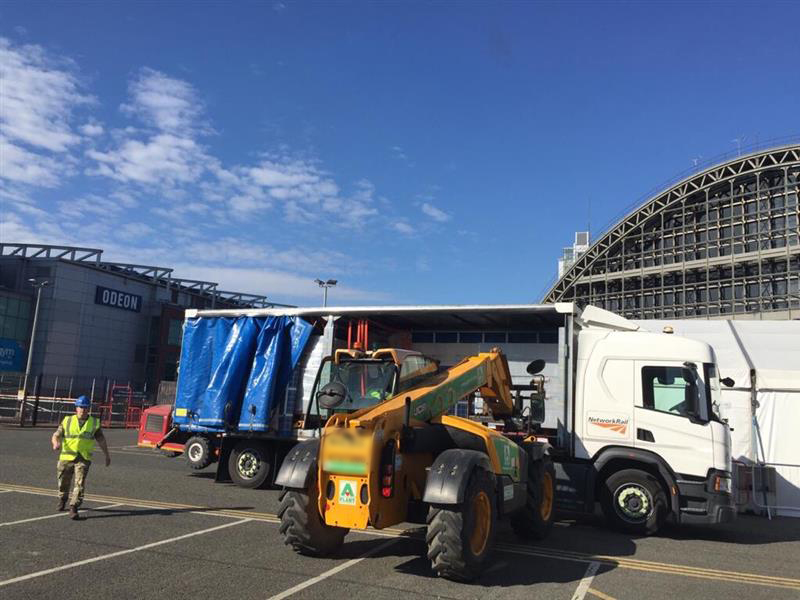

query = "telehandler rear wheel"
510;456;556;540
426;468;496;581
278;477;348;556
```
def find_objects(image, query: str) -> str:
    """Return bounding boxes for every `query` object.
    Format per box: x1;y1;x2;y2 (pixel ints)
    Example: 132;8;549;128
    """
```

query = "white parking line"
266;538;399;600
0;518;251;588
0;503;123;527
571;561;600;600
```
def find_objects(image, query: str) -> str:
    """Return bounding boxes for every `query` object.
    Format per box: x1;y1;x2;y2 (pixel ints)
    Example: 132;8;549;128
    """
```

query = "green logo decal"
492;437;521;481
339;480;357;505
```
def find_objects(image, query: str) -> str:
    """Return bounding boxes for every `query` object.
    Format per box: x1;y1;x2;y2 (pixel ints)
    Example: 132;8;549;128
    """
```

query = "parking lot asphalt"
2;426;800;600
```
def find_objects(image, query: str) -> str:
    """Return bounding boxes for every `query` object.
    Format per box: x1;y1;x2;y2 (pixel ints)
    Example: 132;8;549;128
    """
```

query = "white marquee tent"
636;319;800;517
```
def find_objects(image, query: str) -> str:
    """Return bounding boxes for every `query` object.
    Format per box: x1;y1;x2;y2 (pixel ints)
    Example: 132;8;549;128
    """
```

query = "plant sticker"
338;479;357;506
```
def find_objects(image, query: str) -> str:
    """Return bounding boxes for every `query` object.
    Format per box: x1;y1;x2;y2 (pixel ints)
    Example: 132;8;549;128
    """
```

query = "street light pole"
314;278;338;307
20;279;48;407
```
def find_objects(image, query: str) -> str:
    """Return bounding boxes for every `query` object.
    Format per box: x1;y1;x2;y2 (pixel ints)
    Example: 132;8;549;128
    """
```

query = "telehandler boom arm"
344;349;515;427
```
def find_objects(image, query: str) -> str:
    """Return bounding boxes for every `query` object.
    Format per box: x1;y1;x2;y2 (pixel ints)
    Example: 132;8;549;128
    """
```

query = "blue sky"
1;1;798;306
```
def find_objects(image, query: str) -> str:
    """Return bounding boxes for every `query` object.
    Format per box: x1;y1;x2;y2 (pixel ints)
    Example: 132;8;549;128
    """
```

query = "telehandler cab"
276;347;554;581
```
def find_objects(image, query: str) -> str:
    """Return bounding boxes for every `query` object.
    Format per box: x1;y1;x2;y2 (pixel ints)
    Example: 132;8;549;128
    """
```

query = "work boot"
57;497;67;512
69;505;79;520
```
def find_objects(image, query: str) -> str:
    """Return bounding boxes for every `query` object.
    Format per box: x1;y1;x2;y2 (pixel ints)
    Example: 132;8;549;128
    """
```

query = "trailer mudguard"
423;448;493;505
590;446;680;515
275;439;320;489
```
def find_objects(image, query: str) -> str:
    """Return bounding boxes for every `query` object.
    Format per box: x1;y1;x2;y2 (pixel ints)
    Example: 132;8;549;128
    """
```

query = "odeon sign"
94;286;142;313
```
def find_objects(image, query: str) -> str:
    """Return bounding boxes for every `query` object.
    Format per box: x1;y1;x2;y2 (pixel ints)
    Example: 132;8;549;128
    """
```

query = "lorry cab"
571;322;734;531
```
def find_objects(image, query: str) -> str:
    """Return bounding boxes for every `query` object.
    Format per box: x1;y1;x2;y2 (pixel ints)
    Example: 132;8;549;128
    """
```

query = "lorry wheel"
184;436;213;470
229;441;271;489
510;457;556;540
426;468;496;581
278;477;348;556
600;469;667;535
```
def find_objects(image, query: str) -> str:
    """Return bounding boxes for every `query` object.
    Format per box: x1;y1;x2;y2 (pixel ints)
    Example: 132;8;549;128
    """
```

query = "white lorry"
179;302;735;533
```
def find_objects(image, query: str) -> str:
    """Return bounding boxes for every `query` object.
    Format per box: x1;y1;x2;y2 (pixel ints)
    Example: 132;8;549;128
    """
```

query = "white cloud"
0;136;65;187
0;37;92;152
392;221;415;235
86;133;208;185
86;68;212;187
57;194;126;220
391;145;408;160
117;222;155;240
121;67;206;134
170;264;387;303
0;37;92;187
80;122;104;136
421;202;451;222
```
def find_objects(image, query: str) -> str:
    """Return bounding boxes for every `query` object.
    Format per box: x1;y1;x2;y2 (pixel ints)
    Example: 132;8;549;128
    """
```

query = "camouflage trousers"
57;460;91;507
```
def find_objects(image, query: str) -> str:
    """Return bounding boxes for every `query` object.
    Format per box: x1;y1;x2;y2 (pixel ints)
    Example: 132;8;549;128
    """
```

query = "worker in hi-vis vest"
51;395;111;520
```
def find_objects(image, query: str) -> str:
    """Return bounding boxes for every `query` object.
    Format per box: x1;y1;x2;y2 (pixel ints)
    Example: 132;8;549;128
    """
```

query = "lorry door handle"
637;428;655;443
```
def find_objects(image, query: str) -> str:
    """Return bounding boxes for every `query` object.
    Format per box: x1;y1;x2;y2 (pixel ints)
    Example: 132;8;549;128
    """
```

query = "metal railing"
0;373;153;428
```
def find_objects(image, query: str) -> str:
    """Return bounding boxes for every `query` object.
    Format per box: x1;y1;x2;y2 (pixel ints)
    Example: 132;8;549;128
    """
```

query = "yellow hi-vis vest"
59;415;99;461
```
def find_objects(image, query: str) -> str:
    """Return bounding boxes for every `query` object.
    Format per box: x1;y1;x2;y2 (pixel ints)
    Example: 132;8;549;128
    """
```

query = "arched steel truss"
544;145;800;319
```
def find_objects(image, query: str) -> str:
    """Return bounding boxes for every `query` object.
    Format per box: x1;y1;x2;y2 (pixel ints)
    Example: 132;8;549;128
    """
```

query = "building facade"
0;244;280;395
544;144;800;320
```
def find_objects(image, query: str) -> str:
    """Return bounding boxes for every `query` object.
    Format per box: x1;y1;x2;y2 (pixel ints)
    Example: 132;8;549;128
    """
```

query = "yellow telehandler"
275;347;554;581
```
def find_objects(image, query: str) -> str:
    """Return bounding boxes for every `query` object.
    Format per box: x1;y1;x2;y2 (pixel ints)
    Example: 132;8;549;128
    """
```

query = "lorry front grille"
145;414;165;433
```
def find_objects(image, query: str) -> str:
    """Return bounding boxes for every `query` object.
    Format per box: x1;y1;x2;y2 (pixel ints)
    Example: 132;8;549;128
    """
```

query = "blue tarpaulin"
173;315;313;433
173;317;259;431
238;316;313;431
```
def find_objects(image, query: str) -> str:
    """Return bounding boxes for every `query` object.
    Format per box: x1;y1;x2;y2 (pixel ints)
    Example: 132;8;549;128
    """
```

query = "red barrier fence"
1;376;152;428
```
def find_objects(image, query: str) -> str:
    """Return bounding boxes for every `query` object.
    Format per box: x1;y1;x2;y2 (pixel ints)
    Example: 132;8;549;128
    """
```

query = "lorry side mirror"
526;359;546;375
721;377;735;388
317;381;347;409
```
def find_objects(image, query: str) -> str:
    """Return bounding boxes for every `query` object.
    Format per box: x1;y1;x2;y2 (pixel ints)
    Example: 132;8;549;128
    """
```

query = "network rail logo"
588;416;629;435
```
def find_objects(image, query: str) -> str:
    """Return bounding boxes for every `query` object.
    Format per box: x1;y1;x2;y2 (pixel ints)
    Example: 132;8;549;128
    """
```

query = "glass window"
6;297;19;317
484;332;506;343
641;366;699;417
315;359;397;411
458;332;482;343
167;319;183;346
411;331;434;343
508;332;538;343
435;332;457;343
539;331;558;344
15;318;30;341
1;317;15;339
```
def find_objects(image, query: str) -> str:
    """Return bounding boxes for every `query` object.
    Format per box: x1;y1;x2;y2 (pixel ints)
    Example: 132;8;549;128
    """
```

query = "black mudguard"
274;439;320;489
423;448;493;505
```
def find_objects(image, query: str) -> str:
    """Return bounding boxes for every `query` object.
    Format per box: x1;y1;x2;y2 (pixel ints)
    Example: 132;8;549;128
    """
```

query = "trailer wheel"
278;477;348;556
600;469;667;535
426;468;496;581
229;440;271;489
184;436;213;470
510;456;556;540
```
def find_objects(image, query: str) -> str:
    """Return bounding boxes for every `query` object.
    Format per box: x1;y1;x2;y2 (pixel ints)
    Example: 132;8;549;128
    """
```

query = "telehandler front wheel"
426;468;496;582
510;456;556;540
278;478;348;556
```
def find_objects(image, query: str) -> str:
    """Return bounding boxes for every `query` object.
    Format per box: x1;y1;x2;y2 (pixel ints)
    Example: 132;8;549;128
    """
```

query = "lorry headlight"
714;475;732;494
